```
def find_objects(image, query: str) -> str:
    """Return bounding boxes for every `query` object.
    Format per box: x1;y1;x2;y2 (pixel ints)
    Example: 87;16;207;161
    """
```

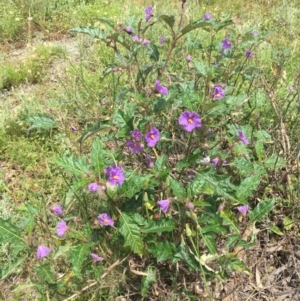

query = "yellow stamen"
187;118;193;124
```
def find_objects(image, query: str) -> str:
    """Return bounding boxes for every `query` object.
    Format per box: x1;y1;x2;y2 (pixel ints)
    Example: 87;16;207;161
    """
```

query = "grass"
0;0;300;300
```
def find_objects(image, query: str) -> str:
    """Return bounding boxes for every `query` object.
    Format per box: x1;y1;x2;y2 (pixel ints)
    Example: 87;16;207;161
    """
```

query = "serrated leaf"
141;218;175;234
119;174;152;198
113;109;134;131
174;242;199;271
35;264;54;283
1;254;28;280
53;243;72;259
220;210;240;234
70;26;107;40
0;218;26;244
236;174;260;202
249;199;275;222
141;266;156;297
264;155;286;170
169;177;186;198
53;154;89;176
201;234;217;254
91;139;105;173
226;234;241;248
159;15;175;29
147;242;176;262
119;213;143;256
25;114;56;130
68;243;93;279
196;172;238;202
189;174;205;196
147;44;160;61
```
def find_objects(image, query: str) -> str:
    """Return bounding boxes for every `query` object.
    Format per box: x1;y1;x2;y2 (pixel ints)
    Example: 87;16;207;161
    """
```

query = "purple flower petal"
91;253;104;262
145;6;153;22
104;165;125;186
211;157;219;166
155;79;168;95
160;35;166;44
88;182;99;192
178;110;202;132
124;27;133;35
98;213;114;226
157;199;171;214
145;127;160;147
56;219;67;237
36;245;51;259
186;55;192;63
237;205;249;215
222;38;232;50
187;202;194;210
213;86;225;100
203;12;212;20
245;49;253;58
238;130;249;145
130;129;143;141
126;140;144;154
52;204;63;216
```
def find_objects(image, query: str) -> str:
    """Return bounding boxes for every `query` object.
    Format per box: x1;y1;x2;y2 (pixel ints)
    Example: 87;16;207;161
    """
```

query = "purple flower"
213;86;225;100
237;205;249;215
250;30;259;36
91;253;104;262
124;27;133;35
52;204;63;216
155;79;168;95
126;140;144;153
188;171;195;179
144;154;154;168
178;110;202;132
104;165;125;186
203;12;212;20
57;219;67;237
245;49;253;58
36;245;51;259
288;86;294;92
98;213;114;226
222;160;227;166
238;130;249;145
142;38;151;45
211;157;219;166
157;199;171;214
187;202;194;210
130;129;143;141
145;127;160;147
160;35;166;44
222;38;232;50
145;6;152;22
186;55;192;63
71;125;77;131
218;204;224;211
88;182;99;192
132;35;141;42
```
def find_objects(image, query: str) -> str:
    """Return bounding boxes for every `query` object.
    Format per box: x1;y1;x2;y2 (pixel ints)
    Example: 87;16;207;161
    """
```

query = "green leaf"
174;242;199;271
119;174;152;198
201;233;217;254
78;120;111;146
220;210;240;234
141;218;175;234
119;213;143;256
255;140;264;161
224;256;251;275
264;155;286;170
141;266;156;298
196;172;238;202
113;109;134;131
1;254;28;280
70;26;107;40
35;264;54;283
189;174;205;196
158;15;175;29
91;139;105;173
283;216;293;231
0;218;26;244
68;243;93;279
249;199;275;222
147;242;176;262
270;225;284;236
236;174;260;202
226;235;241;248
53;243;72;259
155;155;167;172
25;114;56;130
147;44;160;61
169;177;186;197
53;154;89;177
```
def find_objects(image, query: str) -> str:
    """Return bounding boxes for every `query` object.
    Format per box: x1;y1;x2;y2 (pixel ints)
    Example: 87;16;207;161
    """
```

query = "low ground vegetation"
1;0;300;300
